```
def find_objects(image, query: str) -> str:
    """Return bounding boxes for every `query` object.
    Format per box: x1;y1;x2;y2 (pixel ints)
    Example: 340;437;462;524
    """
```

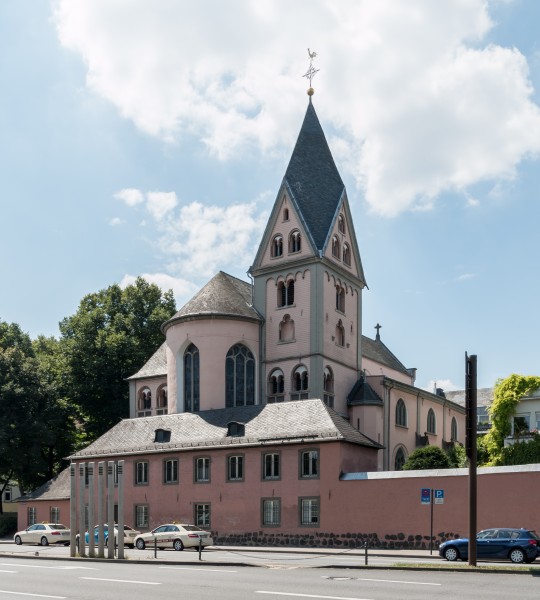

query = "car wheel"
173;539;184;551
40;536;49;546
135;538;146;550
443;546;460;561
509;548;526;564
14;535;22;545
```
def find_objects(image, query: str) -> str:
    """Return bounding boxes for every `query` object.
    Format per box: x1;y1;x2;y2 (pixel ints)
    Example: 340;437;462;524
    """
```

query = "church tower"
250;98;367;416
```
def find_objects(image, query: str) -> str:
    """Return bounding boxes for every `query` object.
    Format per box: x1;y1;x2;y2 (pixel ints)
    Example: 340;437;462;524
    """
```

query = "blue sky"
1;0;539;391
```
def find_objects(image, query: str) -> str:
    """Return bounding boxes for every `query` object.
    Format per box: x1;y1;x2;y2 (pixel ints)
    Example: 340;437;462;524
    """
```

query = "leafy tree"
446;443;468;468
59;277;176;439
483;374;540;463
402;445;450;470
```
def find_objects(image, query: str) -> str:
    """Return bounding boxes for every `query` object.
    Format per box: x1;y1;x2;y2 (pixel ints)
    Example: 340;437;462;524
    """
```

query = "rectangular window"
135;461;149;485
135;504;149;529
262;498;281;527
163;459;179;484
300;449;319;478
27;507;37;526
50;507;60;523
513;414;530;436
227;455;244;481
300;497;320;526
195;457;210;483
263;453;280;480
536;412;540;431
194;503;211;528
4;487;11;502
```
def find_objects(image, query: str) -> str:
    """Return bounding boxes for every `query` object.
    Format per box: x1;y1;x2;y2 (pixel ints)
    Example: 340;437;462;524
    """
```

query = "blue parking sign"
434;489;445;504
421;488;431;504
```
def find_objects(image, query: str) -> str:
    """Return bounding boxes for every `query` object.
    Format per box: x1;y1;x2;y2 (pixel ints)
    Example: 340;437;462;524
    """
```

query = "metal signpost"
421;487;444;554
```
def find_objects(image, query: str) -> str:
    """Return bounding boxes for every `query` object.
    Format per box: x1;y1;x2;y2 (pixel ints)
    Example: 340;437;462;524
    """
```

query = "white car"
14;523;70;546
134;523;213;551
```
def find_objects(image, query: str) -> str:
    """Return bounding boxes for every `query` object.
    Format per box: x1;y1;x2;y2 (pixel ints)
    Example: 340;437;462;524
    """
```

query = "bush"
0;513;17;537
496;433;540;466
446;443;468;468
403;446;450;470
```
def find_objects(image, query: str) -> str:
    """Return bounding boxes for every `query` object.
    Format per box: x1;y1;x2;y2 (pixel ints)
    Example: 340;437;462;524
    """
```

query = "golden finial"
303;48;319;96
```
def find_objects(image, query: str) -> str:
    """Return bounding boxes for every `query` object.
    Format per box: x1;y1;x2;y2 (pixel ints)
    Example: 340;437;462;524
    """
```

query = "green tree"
483;374;540;463
59;277;176;439
402;445;450;470
446;443;468;468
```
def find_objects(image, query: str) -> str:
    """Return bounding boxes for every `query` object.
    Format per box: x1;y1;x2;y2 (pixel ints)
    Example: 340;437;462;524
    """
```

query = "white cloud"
456;273;476;281
423;378;461;393
114;188;144;207
53;0;540;216
109;217;123;226
120;273;199;308
146;191;178;221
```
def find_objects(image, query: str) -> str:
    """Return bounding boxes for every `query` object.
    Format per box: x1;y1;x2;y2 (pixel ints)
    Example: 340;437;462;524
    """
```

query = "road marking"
256;592;373;600
159;566;238;573
0;592;65;599
0;563;96;571
79;577;160;585
0;571;17;573
355;578;440;586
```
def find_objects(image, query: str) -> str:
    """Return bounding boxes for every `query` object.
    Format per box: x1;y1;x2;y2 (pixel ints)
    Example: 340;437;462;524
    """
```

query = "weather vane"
303;48;319;96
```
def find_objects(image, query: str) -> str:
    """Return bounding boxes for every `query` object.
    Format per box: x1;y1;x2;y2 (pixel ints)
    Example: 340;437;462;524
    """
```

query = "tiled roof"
18;467;70;502
284;101;345;252
127;342;167;380
361;335;410;376
70;399;382;460
163;271;261;331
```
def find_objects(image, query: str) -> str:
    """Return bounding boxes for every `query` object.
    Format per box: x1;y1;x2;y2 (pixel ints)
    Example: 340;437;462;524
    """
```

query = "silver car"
134;523;213;551
14;523;70;546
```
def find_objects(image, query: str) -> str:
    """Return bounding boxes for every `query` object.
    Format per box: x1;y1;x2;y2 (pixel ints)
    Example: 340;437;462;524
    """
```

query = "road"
0;554;539;600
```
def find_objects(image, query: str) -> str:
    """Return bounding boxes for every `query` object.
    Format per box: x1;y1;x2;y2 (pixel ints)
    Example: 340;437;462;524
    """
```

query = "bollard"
364;541;368;566
199;537;202;561
154;535;157;559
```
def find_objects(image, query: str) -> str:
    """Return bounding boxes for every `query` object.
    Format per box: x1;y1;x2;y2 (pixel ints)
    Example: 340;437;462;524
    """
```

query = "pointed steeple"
283;101;345;252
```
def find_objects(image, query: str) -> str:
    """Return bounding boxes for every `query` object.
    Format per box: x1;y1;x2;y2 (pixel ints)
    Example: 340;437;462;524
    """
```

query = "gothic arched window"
332;235;340;259
335;320;345;347
395;447;406;471
157;385;168;415
289;230;301;253
267;368;285;403
343;243;351;266
336;285;345;312
396;398;407;427
271;234;283;258
277;280;295;307
427;408;436;434
184;344;200;412
291;365;309;400
226;344;255;407
323;366;334;408
137;388;152;417
338;214;346;234
451;416;458;441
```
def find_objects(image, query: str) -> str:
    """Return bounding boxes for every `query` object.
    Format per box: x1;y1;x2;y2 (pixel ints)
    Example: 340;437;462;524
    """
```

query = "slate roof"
361;335;411;376
18;467;70;502
445;388;494;408
347;377;384;406
162;271;261;332
283;100;345;252
127;341;167;380
70;399;382;460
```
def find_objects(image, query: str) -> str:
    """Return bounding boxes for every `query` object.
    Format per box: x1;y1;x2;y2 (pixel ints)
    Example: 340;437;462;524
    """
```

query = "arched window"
343;243;351;266
335;320;345;347
279;314;295;342
226;344;255;407
184;344;200;412
338;214;346;234
332;235;340;259
289;230;301;253
277;279;295;307
157;385;168;415
283;208;289;221
137;388;152;417
451;416;458;441
267;369;285;403
335;285;345;312
395;447;406;471
427;408;436;434
291;365;309;400
271;234;283;258
395;398;407;427
323;367;334;408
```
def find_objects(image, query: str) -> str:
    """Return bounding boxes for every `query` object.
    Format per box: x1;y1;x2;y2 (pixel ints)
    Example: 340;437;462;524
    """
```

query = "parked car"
134;523;213;551
14;523;70;546
439;528;539;564
77;524;140;548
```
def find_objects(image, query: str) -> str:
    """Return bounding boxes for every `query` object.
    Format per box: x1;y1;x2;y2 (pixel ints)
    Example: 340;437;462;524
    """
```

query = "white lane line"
355;578;440;586
80;577;160;585
256;592;372;600
0;592;65;599
159;566;237;573
0;563;96;571
0;570;17;573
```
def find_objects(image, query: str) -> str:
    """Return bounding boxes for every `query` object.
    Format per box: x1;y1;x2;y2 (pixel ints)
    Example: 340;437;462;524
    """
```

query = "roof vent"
154;429;171;443
227;422;245;437
435;388;446;398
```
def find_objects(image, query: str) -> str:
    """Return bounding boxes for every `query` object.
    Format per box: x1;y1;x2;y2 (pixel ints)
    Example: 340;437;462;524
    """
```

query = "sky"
1;0;539;392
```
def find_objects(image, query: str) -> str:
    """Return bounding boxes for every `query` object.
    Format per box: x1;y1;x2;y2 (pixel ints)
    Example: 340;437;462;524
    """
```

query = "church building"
19;94;466;543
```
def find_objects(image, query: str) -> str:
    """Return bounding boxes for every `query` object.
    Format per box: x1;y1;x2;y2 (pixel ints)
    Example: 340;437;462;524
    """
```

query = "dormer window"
271;234;283;258
338;214;346;234
154;429;171;443
227;421;245;437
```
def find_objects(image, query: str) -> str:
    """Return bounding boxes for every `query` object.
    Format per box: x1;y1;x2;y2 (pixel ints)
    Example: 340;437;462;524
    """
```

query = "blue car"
439;528;539;564
81;524;140;548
